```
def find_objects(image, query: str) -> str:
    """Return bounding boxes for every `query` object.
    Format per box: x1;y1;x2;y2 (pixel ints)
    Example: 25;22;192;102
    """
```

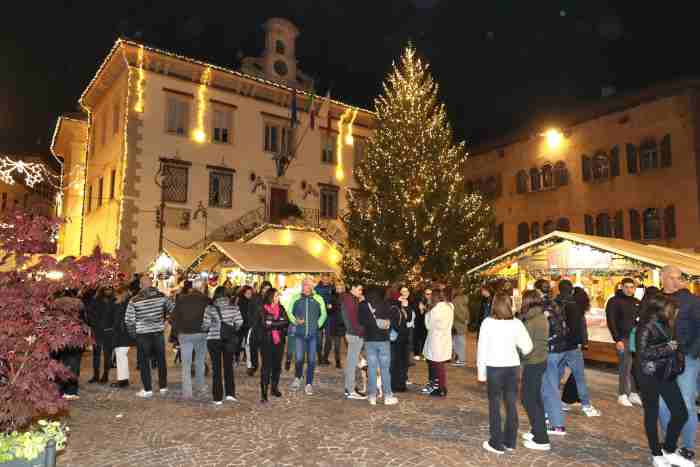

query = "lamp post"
154;163;170;253
193;201;208;245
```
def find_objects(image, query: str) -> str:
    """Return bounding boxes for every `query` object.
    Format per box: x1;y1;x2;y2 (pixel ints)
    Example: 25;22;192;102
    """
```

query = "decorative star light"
0;156;48;188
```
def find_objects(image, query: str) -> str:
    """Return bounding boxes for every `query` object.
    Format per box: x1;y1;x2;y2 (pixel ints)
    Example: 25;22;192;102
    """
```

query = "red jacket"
340;293;364;337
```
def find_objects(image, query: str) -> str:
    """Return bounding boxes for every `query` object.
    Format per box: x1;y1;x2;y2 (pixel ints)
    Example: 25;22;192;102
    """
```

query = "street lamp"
543;128;564;150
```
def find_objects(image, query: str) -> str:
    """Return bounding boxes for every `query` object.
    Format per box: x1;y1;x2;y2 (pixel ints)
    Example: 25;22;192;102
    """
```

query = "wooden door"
269;187;288;224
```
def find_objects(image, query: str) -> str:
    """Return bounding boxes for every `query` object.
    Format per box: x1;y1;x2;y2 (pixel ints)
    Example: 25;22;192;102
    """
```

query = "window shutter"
581;155;591;181
179;101;189;135
166;97;177;133
610;146;620;177
660;134;672;168
614;210;624;238
626;143;638;174
584;214;594;234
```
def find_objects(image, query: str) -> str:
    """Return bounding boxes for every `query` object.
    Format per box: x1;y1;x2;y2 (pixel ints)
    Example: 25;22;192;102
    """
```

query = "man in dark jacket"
171;281;210;399
315;275;334;365
342;283;366;399
659;266;700;460
605;278;641;407
246;281;271;376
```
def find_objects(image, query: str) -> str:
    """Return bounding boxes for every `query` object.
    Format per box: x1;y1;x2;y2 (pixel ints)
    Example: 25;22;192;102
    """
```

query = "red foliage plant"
0;209;123;432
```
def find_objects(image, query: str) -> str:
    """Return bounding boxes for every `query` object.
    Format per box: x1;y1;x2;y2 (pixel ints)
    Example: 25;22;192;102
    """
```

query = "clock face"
274;60;288;77
276;39;286;55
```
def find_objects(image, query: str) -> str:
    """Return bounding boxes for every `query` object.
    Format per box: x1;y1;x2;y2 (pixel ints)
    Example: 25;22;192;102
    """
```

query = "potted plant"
279;202;303;224
0;420;66;467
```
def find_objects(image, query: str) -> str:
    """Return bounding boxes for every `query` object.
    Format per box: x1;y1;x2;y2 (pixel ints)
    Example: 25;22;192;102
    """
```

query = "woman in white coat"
422;289;454;397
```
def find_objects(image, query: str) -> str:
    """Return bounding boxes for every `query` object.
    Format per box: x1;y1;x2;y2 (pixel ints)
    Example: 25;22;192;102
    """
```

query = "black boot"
271;385;282;397
429;387;447;397
271;372;282;397
110;380;129;388
88;372;99;384
260;383;268;403
284;360;291;371
336;361;342;369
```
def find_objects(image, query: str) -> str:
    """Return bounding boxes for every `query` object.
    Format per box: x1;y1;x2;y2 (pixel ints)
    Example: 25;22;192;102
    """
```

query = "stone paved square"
56;340;655;467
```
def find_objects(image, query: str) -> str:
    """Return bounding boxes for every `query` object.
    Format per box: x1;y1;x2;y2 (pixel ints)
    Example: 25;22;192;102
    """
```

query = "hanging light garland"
0;156;48;188
193;67;212;143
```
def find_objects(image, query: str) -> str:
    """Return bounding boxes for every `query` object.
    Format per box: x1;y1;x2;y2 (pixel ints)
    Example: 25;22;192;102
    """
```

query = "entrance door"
269;187;288;224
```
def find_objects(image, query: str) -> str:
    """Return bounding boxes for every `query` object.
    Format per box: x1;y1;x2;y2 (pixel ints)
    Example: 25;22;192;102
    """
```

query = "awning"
193;242;335;274
468;231;700;278
163;241;200;269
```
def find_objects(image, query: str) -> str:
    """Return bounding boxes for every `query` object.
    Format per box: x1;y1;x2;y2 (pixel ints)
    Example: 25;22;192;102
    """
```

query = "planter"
0;440;56;467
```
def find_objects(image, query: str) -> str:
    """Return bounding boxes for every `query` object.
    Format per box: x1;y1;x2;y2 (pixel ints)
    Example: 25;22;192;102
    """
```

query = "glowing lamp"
335;166;344;181
345;133;354;146
45;270;64;281
155;254;173;271
193;130;206;143
544;129;563;149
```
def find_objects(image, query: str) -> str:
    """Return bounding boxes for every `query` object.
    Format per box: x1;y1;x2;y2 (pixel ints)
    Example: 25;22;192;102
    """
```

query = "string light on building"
134;45;146;113
194;67;212;143
345;108;358;145
0;156;50;188
335;108;353;181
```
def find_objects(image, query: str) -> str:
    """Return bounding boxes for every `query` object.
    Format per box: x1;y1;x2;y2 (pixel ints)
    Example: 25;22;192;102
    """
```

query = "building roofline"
78;37;375;117
50;115;88;166
468;77;700;157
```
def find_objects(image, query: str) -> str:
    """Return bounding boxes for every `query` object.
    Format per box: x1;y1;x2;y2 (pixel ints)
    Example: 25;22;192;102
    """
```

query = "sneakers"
384;396;399;405
304;384;313;395
679;448;696;461
413;355;421;361
618;394;634;407
137;390;153;399
62;394;80;400
482;441;504;455
225;395;239;402
562;402;579;412
452;360;465;367
546;426;566;436
524;440;551;451
522;432;534;442
213;400;223;406
290;378;301;391
421;382;437;394
368;397;377;406
159;388;168;394
345;390;368;400
629;392;643;406
653;456;672;467
662;450;694;467
582;405;601;417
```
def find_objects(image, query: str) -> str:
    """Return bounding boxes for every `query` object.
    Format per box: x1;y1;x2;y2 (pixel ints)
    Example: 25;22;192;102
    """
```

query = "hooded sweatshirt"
520;306;549;364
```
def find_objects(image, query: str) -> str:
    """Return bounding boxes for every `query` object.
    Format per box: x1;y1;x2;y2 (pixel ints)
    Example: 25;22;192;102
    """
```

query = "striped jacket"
125;287;175;335
202;297;244;340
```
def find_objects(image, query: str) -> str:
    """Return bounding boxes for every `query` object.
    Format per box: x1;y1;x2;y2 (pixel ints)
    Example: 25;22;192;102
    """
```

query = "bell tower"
261;18;299;85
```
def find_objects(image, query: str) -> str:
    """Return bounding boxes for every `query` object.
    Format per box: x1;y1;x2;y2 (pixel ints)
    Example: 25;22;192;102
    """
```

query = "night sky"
1;1;697;158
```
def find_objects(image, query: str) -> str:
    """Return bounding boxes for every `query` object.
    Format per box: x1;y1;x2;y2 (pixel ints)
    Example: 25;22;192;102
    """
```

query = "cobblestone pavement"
58;347;654;467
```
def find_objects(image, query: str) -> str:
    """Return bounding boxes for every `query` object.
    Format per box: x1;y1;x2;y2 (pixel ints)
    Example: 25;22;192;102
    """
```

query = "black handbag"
644;323;685;381
215;306;237;344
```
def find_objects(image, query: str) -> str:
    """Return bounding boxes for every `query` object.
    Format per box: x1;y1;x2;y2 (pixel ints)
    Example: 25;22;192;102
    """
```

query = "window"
643;208;661;240
354;138;366;168
495;223;504;249
517;222;530;245
626;143;638;174
660;134;672;168
275;39;286;54
162;164;189;203
531;222;540;239
639;139;658;171
1;192;6;211
664;205;676;239
98;177;104;207
87;185;93;212
113;99;120;135
543;220;555;235
212;107;232;143
484;176;500;199
595;213;611;237
320;186;339;219
209;171;233;208
109;169;116;200
264;123;291;154
166;94;190;136
584;214;594;235
592;153;609;180
610;145;620;177
529;168;541;191
542;164;553;189
630;209;641;240
321;134;335;163
581;154;592;182
554;161;568;186
516;170;528;193
613;211;624;238
557;217;570;232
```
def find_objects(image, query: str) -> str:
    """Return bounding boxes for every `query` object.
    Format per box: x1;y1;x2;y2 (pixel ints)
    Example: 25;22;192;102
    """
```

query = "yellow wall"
246;227;342;273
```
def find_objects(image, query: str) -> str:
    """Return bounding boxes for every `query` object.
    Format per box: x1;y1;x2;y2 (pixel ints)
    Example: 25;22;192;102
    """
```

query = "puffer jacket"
634;318;676;380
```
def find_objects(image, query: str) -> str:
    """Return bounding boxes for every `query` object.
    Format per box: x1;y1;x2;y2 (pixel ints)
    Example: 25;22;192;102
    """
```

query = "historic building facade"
465;80;700;252
51;18;374;273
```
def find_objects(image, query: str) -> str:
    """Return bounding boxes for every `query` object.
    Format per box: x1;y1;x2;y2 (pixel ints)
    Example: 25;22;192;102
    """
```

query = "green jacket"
452;294;470;335
520;306;549;364
284;292;327;337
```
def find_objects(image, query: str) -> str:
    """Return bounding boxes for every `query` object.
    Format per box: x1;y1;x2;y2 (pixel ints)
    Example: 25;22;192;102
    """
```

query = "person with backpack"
257;287;289;403
202;286;243;405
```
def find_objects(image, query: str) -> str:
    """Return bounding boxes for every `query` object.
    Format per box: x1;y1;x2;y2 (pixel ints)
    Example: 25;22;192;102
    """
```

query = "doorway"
269;187;288;224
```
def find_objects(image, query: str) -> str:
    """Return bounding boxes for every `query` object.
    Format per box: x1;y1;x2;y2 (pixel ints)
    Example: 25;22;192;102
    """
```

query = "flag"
290;90;298;128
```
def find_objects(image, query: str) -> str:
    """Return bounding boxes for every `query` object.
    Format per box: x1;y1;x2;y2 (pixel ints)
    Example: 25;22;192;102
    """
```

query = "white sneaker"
452;360;465;367
662;450;694;467
213;400;223;406
618;394;634;407
629;392;643;406
304;384;313;395
290;378;301;391
413;355;421;361
582;405;601;417
225;396;238;402
653;456;672;467
482;440;504;455
159;388;168;394
522;432;534;442
524;440;551;451
137;390;153;399
347;391;367;400
368;397;377;405
384;396;399;405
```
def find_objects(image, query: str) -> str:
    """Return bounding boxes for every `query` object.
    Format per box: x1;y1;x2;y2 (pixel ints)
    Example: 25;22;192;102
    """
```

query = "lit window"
209;171;233;208
320;186;339;219
212;107;233;144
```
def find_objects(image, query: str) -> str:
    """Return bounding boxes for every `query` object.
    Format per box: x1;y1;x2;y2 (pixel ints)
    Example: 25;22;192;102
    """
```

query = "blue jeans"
365;341;392;399
559;349;591;406
660;356;700;449
542;352;566;427
179;333;207;398
295;334;318;385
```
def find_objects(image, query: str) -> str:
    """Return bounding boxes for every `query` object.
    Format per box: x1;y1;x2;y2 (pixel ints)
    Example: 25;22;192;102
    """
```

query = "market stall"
468;231;700;363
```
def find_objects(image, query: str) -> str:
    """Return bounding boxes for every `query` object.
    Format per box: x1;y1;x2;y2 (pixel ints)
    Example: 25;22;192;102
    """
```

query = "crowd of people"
51;265;700;466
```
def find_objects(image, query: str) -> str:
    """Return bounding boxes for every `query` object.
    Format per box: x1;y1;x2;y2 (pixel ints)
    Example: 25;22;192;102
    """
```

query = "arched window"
592;153;610;180
543;220;555;234
643;208;661;240
517;222;530;245
542;164;553;189
557;217;570;232
640;139;658;171
516;170;528;194
554;161;568;186
531;222;540;239
584;214;594;235
596;213;611;237
530;168;541;191
630;209;641;240
664;205;676;239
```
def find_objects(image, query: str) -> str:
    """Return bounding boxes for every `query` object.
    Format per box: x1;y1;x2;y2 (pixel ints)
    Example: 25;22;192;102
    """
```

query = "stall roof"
198;242;335;274
163;242;201;269
468;231;700;278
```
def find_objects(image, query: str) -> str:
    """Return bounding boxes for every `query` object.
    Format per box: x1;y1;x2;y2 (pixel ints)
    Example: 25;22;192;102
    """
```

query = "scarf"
264;303;281;345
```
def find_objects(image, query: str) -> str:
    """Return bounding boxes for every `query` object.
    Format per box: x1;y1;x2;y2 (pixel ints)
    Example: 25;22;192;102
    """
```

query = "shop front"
468;231;700;363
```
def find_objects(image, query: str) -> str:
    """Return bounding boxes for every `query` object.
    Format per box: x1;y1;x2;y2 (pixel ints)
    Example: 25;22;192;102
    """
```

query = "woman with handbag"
422;289;454;397
258;288;289;403
111;283;135;388
202;286;244;405
634;294;691;467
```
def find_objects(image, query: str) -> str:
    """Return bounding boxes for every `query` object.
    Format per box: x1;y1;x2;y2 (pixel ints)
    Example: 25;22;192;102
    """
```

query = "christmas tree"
342;45;495;286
